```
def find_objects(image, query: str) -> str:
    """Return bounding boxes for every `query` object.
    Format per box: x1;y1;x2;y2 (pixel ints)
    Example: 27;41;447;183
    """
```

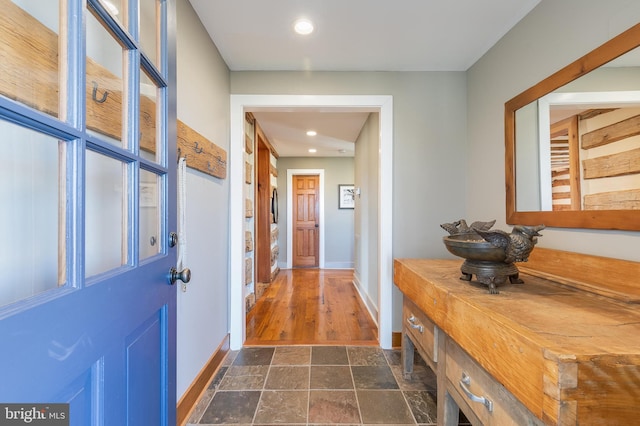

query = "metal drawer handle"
407;315;424;333
459;372;493;412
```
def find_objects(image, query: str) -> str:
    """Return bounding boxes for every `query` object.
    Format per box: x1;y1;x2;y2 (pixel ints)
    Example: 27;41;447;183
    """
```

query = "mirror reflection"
515;46;640;212
506;22;640;230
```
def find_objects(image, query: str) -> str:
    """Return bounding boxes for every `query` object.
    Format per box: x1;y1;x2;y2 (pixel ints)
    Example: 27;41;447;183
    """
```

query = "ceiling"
189;0;541;156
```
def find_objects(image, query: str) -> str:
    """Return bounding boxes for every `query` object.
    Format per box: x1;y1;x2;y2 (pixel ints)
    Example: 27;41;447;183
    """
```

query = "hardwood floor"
245;269;378;346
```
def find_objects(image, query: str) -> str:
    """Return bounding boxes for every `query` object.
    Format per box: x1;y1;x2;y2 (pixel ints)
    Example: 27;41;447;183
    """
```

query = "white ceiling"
189;0;541;156
251;111;371;157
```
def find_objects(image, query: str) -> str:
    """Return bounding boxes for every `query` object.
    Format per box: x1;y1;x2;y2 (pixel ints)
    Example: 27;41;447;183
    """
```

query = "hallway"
245;269;378;346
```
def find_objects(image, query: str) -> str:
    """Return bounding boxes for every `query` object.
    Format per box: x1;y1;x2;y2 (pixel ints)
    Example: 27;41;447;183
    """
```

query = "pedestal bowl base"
459;260;523;294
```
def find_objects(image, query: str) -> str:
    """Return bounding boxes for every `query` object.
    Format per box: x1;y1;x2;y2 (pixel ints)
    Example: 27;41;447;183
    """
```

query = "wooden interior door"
293;175;319;267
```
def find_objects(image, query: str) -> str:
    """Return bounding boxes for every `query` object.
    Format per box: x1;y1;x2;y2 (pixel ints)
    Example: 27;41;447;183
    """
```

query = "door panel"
293;175;319;267
126;308;165;426
0;1;176;424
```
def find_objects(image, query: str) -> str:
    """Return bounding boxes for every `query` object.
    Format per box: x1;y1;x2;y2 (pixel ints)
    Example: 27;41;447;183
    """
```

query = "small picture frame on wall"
338;184;355;209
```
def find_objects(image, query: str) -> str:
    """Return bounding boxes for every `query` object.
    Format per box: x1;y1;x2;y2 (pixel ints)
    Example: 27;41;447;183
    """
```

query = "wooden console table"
394;254;640;425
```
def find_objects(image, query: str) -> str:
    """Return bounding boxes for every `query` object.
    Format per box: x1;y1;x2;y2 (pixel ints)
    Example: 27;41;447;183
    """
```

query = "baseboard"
177;334;230;426
324;261;355;269
352;274;378;326
392;332;402;348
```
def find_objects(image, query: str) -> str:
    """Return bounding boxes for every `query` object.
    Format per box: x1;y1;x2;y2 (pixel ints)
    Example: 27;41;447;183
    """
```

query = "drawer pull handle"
459;372;493;413
407;315;424;333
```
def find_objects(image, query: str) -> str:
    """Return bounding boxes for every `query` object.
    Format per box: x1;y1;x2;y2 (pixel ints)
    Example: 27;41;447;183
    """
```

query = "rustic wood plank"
86;59;125;143
177;120;227;179
552;192;571;200
583;188;640;210
581;114;640;149
244;258;252;285
245;231;253;252
582;147;640;179
0;0;59;116
245;198;253;218
521;247;640;302
245;133;253;154
244;161;252;184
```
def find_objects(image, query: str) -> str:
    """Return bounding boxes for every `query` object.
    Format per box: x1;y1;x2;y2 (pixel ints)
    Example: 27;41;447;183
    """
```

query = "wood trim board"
176;334;230;426
520;247;640;303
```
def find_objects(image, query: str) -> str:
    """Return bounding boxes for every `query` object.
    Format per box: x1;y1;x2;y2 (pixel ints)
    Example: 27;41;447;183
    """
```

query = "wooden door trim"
286;169;325;269
255;125;272;283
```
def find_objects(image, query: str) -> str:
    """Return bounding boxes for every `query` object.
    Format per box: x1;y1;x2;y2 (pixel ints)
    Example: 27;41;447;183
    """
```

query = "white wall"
467;0;640;261
231;72;468;333
175;0;230;399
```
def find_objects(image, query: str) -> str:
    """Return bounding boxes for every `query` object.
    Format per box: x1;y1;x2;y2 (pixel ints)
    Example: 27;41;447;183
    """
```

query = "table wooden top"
394;258;640;424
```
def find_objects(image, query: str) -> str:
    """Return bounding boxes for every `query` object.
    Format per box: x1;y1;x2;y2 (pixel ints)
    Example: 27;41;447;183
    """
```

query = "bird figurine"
440;219;496;235
473;224;545;264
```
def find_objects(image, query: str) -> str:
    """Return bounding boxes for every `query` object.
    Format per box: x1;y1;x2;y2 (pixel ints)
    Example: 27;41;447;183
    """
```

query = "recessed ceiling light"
306;130;317;136
308;148;317;153
293;18;314;35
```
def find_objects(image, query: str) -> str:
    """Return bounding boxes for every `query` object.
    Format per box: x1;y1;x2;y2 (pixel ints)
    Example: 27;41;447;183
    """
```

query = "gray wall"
354;113;380;314
235;73;467;330
232;72;467;259
467;0;640;261
176;0;230;399
232;72;468;332
276;157;355;268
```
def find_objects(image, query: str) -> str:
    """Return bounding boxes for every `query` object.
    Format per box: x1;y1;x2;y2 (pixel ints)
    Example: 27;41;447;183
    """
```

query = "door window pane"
100;0;125;28
86;8;125;147
139;0;158;68
85;151;126;277
140;170;161;260
0;119;62;307
0;1;60;118
140;68;160;162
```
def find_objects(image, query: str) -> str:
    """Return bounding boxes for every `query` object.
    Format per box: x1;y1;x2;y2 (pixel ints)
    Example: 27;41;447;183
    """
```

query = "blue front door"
0;0;177;424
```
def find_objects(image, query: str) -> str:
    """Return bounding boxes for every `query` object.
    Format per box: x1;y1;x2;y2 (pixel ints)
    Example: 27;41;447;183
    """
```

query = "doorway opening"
230;95;393;349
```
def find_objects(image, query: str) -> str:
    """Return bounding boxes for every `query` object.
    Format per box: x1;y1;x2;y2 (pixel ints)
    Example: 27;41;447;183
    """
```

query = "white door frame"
287;170;325;269
229;94;393;349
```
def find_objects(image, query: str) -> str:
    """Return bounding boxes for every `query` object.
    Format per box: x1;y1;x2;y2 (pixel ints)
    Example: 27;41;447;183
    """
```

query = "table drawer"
445;338;543;426
403;297;437;365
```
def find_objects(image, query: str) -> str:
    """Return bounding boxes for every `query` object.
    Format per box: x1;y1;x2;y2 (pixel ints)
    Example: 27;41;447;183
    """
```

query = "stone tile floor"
187;346;471;425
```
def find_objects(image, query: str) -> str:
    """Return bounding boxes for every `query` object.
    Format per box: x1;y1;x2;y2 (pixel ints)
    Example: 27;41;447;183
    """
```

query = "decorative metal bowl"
443;234;506;263
440;219;544;294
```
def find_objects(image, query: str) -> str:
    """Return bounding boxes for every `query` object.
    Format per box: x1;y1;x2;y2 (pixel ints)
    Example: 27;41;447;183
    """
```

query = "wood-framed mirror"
505;23;640;231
